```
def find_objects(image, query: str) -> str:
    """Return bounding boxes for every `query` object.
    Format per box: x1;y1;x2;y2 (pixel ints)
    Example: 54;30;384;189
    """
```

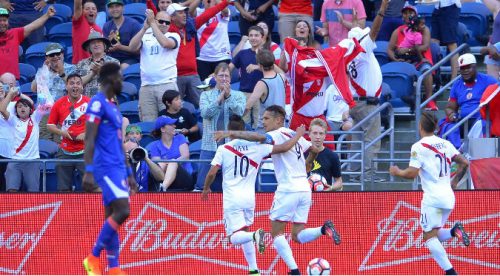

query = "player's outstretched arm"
389;165;419;179
202;165;220;200
213;130;267;143
272;125;306;154
451;154;469;189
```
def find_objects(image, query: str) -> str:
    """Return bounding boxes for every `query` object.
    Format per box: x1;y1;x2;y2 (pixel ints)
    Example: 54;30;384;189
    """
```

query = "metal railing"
415;43;469;139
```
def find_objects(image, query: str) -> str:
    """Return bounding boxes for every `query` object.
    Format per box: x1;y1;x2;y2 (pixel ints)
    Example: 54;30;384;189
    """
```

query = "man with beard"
73;0;103;64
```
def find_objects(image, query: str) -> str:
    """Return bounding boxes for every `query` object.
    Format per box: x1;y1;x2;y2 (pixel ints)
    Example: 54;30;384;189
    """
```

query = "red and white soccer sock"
230;231;254;245
426;237;453;271
297;227;322;243
437;228;453;242
273;235;298;270
241;241;258;271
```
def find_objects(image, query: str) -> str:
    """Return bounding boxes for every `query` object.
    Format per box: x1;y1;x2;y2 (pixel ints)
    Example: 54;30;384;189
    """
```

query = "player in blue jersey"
82;62;138;275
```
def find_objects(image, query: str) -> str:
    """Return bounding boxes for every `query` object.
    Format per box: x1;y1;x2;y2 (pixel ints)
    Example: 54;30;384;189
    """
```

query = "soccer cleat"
253;228;266;254
83;254;102;275
323;220;341;245
249;270;260;275
425;100;439;111
108;267;127;275
452;222;470;246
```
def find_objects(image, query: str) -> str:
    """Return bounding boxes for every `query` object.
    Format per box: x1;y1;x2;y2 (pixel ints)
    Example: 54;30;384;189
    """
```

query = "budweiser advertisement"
0;192;499;275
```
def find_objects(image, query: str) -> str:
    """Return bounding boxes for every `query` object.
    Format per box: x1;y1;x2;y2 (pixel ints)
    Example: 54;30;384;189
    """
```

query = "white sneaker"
253;228;265;254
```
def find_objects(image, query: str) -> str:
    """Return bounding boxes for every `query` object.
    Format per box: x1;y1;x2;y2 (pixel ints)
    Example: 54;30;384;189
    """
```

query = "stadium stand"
124;3;147;23
381;61;418;110
47;22;73;48
25;42;55;69
43;4;73;32
123;63;141;90
18;63;37;85
119;100;140;124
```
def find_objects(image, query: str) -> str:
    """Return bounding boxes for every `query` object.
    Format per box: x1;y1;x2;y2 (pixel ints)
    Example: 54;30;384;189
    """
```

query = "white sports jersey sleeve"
213;140;273;210
348;37;382;98
267;127;311;192
410;135;458;209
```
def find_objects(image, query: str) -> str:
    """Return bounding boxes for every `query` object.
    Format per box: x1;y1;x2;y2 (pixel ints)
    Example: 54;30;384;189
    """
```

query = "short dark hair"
162;90;181;106
227;114;245;131
265;105;286;120
66;73;82;83
98;62;121;84
420;111;438;133
248;25;264;37
256;49;275;71
15;98;33;117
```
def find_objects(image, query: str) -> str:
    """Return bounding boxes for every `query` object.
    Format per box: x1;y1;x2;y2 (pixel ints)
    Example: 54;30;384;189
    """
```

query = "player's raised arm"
271;124;306;154
213;130;267;143
451;154;469;189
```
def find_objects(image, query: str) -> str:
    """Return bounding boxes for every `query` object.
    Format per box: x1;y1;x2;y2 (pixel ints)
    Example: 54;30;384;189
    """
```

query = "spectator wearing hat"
446;53;497;133
103;0;142;70
159;89;201;143
168;0;231;108
148;115;194;191
72;0;103;64
0;84;50;192
129;9;180;122
125;124;143;143
76;31;119;98
124;138;165;191
0;5;55;79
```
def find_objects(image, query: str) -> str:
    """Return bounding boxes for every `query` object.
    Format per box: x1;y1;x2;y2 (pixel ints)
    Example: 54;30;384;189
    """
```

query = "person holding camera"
76;31;120;98
148;115;194;191
124;138;166;192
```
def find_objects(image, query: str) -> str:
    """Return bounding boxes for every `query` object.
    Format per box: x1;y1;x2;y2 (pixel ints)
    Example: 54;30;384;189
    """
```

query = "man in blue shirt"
102;0;142;69
446;53;497;134
82;62;137;275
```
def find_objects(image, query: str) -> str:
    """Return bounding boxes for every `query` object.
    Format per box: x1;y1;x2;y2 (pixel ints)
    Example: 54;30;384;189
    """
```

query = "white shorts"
269;191;312;224
419;205;452;232
223;208;255;236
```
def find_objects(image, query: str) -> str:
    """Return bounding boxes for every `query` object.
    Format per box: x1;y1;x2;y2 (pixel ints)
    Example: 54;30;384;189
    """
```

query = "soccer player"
215;105;341;275
202;114;306;275
389;111;470;275
82;62;138;275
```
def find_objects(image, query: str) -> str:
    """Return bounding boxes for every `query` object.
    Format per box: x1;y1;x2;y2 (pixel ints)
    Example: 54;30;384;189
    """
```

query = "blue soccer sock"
92;217;119;257
106;232;120;268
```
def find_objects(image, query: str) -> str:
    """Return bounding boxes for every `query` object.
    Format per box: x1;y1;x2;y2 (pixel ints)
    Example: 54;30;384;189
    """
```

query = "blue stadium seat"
231;68;240;83
189;139;201;154
18;45;23;58
122;63;141;90
43;4;72;32
258;169;277;192
39;139;59;159
230;82;240;91
381;62;418;108
228;21;241;44
58;0;75;12
183;100;196;115
415;5;434;29
122;81;138;100
119;100;140;123
18;63;37;85
65;46;73;64
124;3;147;24
117;93;131;104
48;22;73;48
374;41;390;66
139;134;156;148
25;42;54;69
40;162;58;192
459;3;492;46
20;83;33;93
134;121;156;135
313;21;324;44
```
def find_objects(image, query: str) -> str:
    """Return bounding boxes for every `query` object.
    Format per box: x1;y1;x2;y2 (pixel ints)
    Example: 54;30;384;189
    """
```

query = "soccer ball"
307;258;330;275
308;173;327;191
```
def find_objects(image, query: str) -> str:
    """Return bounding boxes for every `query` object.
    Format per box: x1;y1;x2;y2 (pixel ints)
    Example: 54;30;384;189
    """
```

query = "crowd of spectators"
0;0;498;193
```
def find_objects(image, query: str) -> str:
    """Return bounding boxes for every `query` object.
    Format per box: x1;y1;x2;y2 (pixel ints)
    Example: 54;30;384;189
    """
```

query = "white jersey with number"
211;139;273;210
347;37;382;97
266;127;311;192
140;29;180;86
409;135;460;209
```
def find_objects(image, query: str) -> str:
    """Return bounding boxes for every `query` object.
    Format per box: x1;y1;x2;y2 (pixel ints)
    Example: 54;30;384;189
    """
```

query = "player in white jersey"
215;105;341;275
390;112;470;275
202;114;306;275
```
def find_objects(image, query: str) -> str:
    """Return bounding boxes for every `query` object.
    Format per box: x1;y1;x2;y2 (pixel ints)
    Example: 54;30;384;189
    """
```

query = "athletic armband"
264;134;274;145
85;164;94;173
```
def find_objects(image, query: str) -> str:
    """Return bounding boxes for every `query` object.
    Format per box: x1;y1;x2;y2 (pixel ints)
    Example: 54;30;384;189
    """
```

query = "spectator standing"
129;9;180;122
124;138;165;191
103;0;142;70
315;0;366;47
0;80;12;192
149;115;194;191
245;49;286;133
277;0;313;44
233;0;275;37
146;0;174;13
193;62;245;191
31;43;76;141
168;1;230;108
0;87;49;192
308;118;343;191
192;0;232;81
77;31;119;98
0;6;55;79
73;0;103;64
229;25;264;128
431;0;461;79
159;89;201;143
233;21;282;65
376;0;405;41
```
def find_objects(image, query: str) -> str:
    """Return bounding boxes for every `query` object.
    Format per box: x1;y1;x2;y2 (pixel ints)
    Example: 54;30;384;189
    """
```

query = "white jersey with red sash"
347;36;382;97
196;8;231;62
8;109;45;160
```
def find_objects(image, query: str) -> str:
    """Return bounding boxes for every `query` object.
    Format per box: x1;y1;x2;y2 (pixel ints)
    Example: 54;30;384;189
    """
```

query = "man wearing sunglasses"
129;9;180;122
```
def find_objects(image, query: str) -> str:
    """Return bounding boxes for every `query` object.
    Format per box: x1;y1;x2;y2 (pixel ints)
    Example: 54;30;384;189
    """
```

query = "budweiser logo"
359;201;500;271
0;202;61;274
120;202;286;274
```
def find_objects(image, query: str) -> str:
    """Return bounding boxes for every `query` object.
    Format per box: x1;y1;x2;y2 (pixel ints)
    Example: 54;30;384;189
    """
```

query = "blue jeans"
194;150;223;191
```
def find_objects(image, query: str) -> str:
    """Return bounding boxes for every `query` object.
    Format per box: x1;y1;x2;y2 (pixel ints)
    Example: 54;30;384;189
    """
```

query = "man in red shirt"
47;73;98;192
72;0;102;64
0;6;56;79
167;1;231;108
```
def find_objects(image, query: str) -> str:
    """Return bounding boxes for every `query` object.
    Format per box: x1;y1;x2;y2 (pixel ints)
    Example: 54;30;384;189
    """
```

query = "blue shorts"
431;4;460;45
95;169;129;206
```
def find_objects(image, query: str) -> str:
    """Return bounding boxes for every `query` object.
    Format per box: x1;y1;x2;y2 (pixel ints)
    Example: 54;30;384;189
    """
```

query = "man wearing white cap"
446;53;497;133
